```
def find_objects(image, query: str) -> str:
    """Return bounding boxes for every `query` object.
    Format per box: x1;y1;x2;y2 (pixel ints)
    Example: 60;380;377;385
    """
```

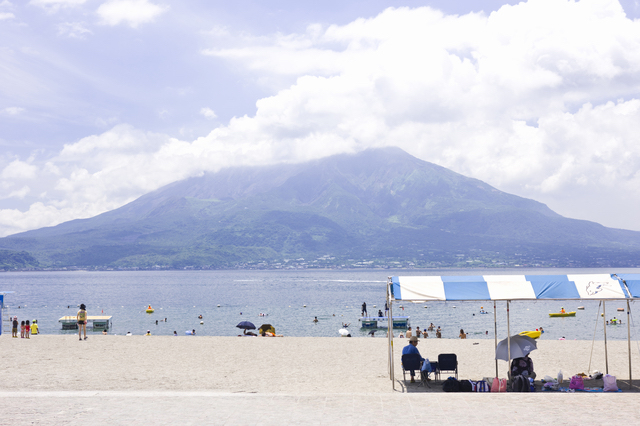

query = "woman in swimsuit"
77;304;88;341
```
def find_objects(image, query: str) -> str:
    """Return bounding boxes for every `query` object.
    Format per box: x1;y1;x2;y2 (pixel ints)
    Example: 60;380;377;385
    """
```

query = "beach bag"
491;377;507;392
511;375;523;392
476;380;489;392
569;375;584;390
603;374;618;392
443;377;460;392
459;380;473;392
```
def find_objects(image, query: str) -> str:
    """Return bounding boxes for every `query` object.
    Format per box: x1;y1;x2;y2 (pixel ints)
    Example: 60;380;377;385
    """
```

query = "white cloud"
1;107;24;115
200;107;217;120
29;0;86;12
96;0;168;28
1;160;38;179
3;0;640;237
57;22;93;38
0;12;14;20
7;185;30;199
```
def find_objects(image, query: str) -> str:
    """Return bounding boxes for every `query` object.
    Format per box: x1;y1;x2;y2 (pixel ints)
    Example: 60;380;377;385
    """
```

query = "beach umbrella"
495;335;537;361
258;324;275;334
339;328;349;336
236;321;256;330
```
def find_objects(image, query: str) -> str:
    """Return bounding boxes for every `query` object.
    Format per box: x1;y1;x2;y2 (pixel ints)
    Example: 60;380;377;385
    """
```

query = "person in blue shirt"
402;336;425;383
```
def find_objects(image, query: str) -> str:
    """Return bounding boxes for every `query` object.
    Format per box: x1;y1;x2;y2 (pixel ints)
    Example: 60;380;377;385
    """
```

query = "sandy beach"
2;335;639;393
2;334;640;424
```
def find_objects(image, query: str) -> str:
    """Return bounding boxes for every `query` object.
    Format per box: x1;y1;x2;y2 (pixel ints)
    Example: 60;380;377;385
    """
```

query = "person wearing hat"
402;335;425;383
31;319;39;335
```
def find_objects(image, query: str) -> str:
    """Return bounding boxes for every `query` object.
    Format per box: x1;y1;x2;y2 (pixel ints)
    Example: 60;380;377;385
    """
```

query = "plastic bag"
603;374;618;392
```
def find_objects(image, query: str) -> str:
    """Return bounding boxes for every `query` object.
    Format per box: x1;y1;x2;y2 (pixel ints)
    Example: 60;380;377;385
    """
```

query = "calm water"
1;269;639;340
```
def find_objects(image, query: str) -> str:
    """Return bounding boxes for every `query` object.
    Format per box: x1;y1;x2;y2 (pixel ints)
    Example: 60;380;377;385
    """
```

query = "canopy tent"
386;274;637;390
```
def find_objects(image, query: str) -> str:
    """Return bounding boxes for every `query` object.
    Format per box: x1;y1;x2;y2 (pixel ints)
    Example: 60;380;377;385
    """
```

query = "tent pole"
507;300;511;381
603;300;609;374
388;281;394;390
494;300;498;378
627;299;632;390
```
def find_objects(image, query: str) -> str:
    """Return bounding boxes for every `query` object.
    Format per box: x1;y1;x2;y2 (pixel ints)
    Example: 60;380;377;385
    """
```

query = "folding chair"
401;353;422;383
437;353;458;379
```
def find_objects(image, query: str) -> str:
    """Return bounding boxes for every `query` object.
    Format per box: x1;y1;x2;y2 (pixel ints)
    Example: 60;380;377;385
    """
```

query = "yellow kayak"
519;330;541;339
549;311;576;317
146;305;154;313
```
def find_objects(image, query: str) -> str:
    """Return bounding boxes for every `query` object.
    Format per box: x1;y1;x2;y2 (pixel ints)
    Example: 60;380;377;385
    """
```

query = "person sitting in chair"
510;354;536;379
402;336;425;383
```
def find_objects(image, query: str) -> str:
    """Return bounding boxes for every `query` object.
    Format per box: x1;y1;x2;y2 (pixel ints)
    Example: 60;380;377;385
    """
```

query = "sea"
1;268;639;340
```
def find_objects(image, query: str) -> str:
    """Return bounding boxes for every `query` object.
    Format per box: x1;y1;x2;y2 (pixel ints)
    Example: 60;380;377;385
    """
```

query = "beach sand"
2;335;640;424
1;335;639;393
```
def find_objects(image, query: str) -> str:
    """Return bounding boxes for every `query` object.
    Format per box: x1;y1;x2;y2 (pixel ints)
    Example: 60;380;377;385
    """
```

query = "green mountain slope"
2;147;640;269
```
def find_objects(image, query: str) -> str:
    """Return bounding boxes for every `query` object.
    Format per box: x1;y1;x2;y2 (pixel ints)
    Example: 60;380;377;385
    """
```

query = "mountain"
2;147;640;269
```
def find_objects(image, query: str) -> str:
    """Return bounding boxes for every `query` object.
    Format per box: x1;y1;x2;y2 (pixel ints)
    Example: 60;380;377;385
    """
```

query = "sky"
2;0;640;238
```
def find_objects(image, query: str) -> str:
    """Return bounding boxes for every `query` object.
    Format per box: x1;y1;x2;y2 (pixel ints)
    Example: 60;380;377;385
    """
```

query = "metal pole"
507;300;511;380
494;300;498;378
603;300;609;374
627;299;632;390
387;278;395;390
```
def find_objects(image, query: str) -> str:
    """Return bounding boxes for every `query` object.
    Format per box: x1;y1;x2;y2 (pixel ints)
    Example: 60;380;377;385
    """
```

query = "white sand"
1;335;638;393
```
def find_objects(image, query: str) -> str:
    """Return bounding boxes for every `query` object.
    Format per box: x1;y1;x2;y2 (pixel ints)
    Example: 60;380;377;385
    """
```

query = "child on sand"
25;320;30;339
20;321;25;338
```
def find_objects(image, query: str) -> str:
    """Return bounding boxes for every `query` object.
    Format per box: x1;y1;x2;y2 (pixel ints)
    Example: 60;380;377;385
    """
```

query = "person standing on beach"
31;320;39;335
20;321;25;338
361;302;367;317
25;320;30;339
77;304;88;341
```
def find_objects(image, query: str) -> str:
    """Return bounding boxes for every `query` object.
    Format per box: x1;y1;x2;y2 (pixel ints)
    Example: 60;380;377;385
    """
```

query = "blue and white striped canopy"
390;274;637;301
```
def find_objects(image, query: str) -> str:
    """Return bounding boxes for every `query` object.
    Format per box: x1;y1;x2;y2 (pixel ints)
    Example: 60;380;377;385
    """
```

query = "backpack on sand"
443;377;460;392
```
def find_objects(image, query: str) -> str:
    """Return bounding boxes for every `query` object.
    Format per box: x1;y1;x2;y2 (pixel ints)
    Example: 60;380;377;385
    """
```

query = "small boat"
577;306;585;310
146;305;154;313
519;330;541;339
549;311;576;317
617;308;625;312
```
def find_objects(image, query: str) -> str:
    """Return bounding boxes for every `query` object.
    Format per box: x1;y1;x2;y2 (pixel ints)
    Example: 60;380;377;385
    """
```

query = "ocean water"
1;268;639;340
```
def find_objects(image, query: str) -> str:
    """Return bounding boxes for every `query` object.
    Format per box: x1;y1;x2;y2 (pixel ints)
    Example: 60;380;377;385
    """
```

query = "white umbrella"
339;328;349;336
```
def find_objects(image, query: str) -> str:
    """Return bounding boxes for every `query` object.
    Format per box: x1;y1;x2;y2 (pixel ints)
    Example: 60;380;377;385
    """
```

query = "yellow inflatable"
518;330;541;339
146;305;154;313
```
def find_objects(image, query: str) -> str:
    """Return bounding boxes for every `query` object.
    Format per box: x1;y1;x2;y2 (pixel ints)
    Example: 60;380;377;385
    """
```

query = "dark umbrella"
236;321;256;330
495;335;537;361
368;330;376;336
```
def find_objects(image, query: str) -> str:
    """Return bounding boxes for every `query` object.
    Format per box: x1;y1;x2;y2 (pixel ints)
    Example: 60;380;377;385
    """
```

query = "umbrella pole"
603;300;609;374
507;300;511;381
627;299;632;390
494;300;498;377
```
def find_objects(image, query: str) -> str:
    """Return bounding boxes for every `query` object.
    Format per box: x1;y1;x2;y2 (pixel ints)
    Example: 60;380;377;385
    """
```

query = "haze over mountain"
2;147;640;270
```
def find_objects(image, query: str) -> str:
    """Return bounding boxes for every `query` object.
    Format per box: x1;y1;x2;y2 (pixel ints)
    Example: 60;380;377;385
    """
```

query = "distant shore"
2;335;639;393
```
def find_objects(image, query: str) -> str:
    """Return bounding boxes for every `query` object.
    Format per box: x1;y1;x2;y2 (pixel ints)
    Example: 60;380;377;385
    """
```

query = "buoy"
303;304;307;307
200;321;204;324
217;304;221;307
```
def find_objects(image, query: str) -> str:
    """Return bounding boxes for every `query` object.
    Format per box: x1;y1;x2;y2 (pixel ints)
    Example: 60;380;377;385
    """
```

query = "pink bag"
491;377;507;392
569;375;584;390
603;374;618;392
